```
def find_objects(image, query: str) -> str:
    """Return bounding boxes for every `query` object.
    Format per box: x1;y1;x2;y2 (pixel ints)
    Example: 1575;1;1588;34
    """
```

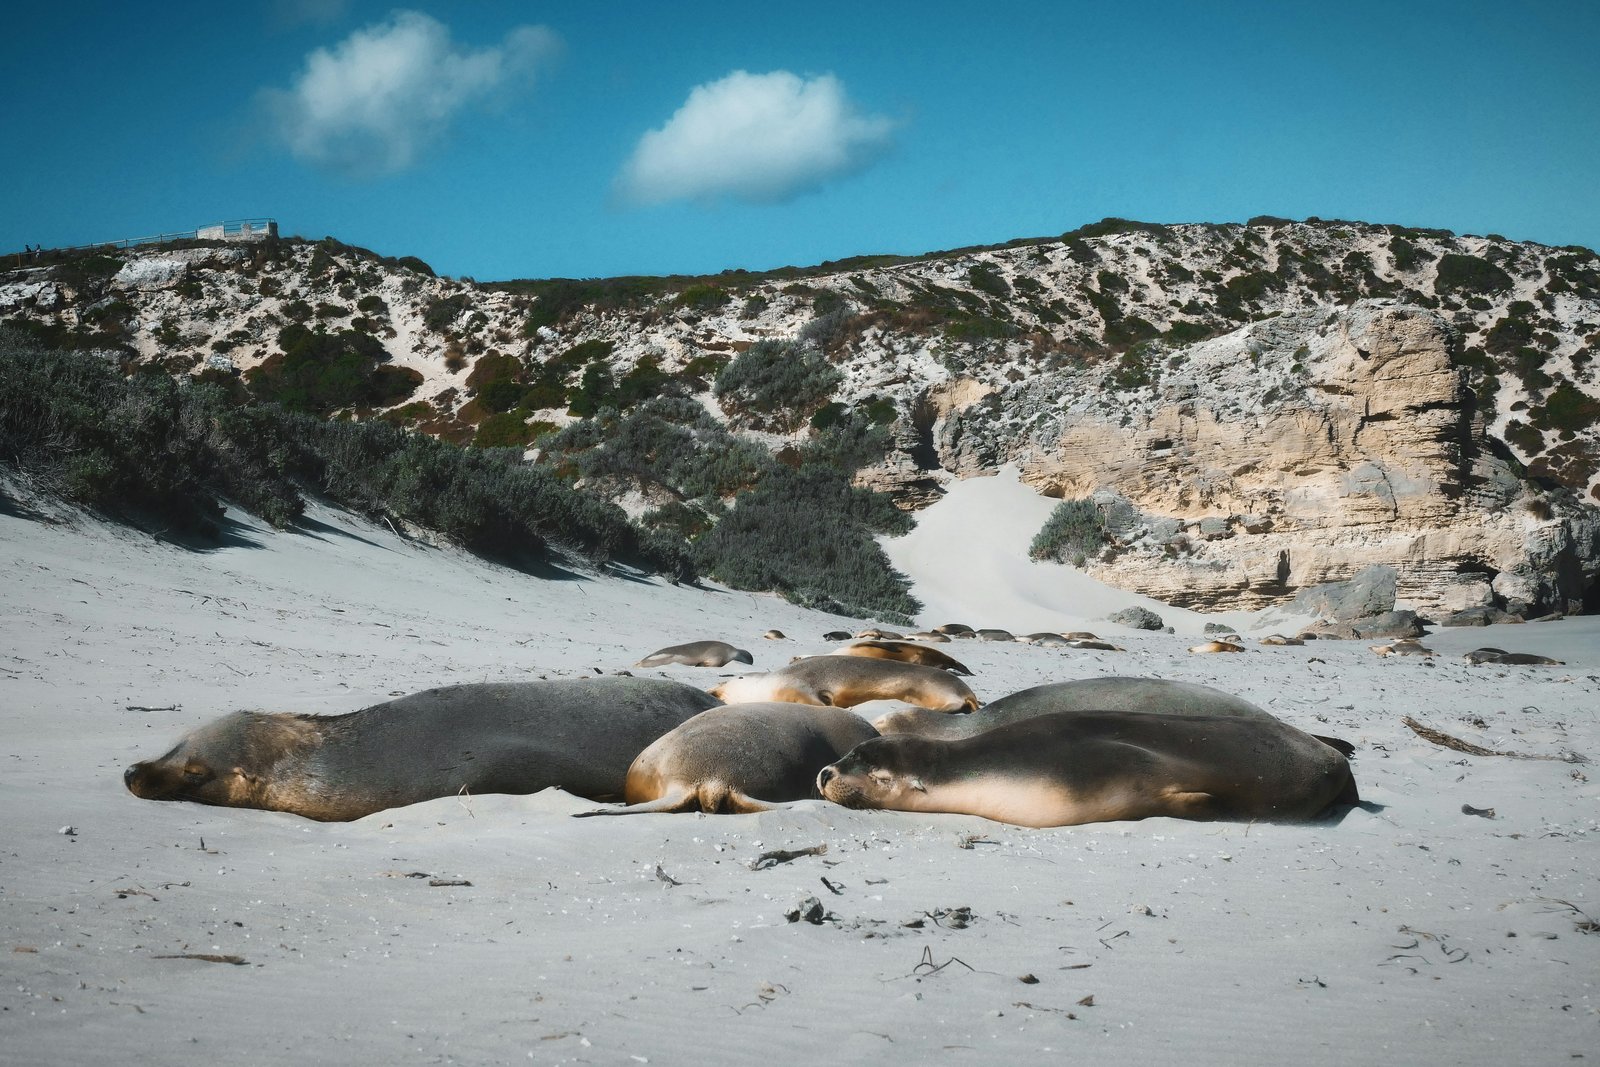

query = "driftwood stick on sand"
1401;716;1589;763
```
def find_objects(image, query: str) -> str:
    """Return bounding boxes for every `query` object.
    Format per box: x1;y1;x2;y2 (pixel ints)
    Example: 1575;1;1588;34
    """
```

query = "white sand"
2;496;1597;1065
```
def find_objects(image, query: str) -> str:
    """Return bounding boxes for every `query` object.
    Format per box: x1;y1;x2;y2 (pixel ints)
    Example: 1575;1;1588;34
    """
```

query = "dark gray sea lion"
934;623;975;636
124;679;722;821
832;640;974;676
822;630;853;641
1464;647;1564;665
709;656;980;712
977;628;1016;642
635;640;754;668
1066;639;1125;651
575;703;878;815
873;676;1275;740
855;628;904;640
904;631;951;643
818;711;1359;827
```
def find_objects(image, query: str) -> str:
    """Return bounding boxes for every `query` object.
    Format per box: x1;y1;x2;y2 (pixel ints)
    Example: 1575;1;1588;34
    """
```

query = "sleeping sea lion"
822;630;853;641
1019;633;1072;647
1370;639;1435;657
872;676;1277;740
831;640;973;676
934;623;975;635
124;679;722;821
1463;647;1564;665
1188;639;1245;654
976;628;1016;642
709;656;980;712
817;711;1359;828
1259;634;1306;646
635;640;754;668
574;703;878;816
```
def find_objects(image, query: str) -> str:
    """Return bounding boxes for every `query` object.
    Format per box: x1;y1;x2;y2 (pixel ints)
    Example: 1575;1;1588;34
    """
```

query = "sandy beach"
2;474;1596;1065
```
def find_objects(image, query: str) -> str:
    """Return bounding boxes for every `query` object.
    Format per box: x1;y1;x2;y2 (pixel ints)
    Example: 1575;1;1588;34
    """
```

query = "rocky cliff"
3;216;1597;616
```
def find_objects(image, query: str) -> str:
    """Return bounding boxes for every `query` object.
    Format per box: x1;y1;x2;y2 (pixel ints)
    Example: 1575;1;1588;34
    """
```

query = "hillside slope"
3;217;1597;615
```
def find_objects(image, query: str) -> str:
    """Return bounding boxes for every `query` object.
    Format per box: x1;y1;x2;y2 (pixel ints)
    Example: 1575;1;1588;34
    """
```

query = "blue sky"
3;1;1597;281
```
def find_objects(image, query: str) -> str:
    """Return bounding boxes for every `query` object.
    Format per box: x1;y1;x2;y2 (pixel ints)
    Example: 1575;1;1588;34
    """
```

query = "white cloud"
263;10;558;178
618;70;894;206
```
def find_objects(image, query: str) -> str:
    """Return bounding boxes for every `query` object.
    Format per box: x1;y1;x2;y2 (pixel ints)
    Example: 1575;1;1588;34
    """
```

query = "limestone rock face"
939;301;1599;615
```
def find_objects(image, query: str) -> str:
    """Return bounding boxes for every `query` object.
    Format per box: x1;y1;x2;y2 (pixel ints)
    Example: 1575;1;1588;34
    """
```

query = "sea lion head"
124;711;321;809
705;673;771;703
816;736;933;811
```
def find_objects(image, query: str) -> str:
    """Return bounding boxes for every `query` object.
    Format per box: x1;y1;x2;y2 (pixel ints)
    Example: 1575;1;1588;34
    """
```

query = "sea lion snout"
817;765;836;791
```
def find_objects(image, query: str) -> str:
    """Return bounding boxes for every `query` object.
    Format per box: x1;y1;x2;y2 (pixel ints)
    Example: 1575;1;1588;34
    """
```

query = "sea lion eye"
182;766;208;784
869;771;893;785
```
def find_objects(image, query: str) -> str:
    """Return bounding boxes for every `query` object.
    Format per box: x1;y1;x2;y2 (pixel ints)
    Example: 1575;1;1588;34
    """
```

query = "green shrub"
248;325;394;414
1434;253;1513;295
472;411;537;449
1533;381;1600;433
1030;498;1108;566
694;464;918;622
676;284;731;312
968;264;1010;299
713;339;842;432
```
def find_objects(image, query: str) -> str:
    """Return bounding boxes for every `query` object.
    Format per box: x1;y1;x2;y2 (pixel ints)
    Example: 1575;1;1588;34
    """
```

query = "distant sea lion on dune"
575;703;878;816
635;640;754;668
124;679;721;821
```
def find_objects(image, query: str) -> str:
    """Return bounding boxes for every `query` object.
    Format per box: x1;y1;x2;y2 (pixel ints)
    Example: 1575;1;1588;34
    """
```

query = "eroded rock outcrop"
940;301;1599;615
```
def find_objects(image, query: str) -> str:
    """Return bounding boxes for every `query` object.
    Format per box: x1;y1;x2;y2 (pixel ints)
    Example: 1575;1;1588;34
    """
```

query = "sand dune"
2;498;1597;1065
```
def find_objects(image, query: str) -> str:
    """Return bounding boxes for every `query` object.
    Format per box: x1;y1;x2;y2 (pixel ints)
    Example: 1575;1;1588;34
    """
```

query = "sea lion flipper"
1311;734;1356;757
571;790;698;817
719;790;781;815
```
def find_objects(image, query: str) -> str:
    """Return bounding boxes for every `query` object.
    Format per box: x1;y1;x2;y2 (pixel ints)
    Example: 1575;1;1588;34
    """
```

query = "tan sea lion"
904;631;951;643
634;640;754;668
817;711;1359;828
976;628;1016;642
1019;633;1072;647
873;676;1277;740
934;623;975;636
1063;631;1101;640
763;630;787;640
574;703;878;815
1370;639;1435;657
832;640;973;676
709;656;980;712
1259;634;1306;646
124;679;722;821
1188;639;1245;654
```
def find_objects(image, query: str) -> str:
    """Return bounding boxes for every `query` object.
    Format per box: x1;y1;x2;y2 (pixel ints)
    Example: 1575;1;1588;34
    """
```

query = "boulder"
1107;606;1164;631
1290;565;1398;623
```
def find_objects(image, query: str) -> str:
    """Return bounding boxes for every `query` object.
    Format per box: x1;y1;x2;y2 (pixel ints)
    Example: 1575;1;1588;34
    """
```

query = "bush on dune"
0;332;690;578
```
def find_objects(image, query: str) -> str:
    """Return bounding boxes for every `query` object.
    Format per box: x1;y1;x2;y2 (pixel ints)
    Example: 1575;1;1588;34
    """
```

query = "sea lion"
634;640;754;668
934;623;974;635
1259;634;1306;646
1063;631;1101;641
1066;639;1125;651
124;679;722;821
832;640;974;676
763;630;787;640
1020;633;1072;647
904;631;951;643
977;628;1016;642
574;703;878;815
1370;639;1434;657
709;656;980;712
817;711;1358;827
1188;639;1245;654
873;676;1277;740
822;630;853;641
1463;647;1564;666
